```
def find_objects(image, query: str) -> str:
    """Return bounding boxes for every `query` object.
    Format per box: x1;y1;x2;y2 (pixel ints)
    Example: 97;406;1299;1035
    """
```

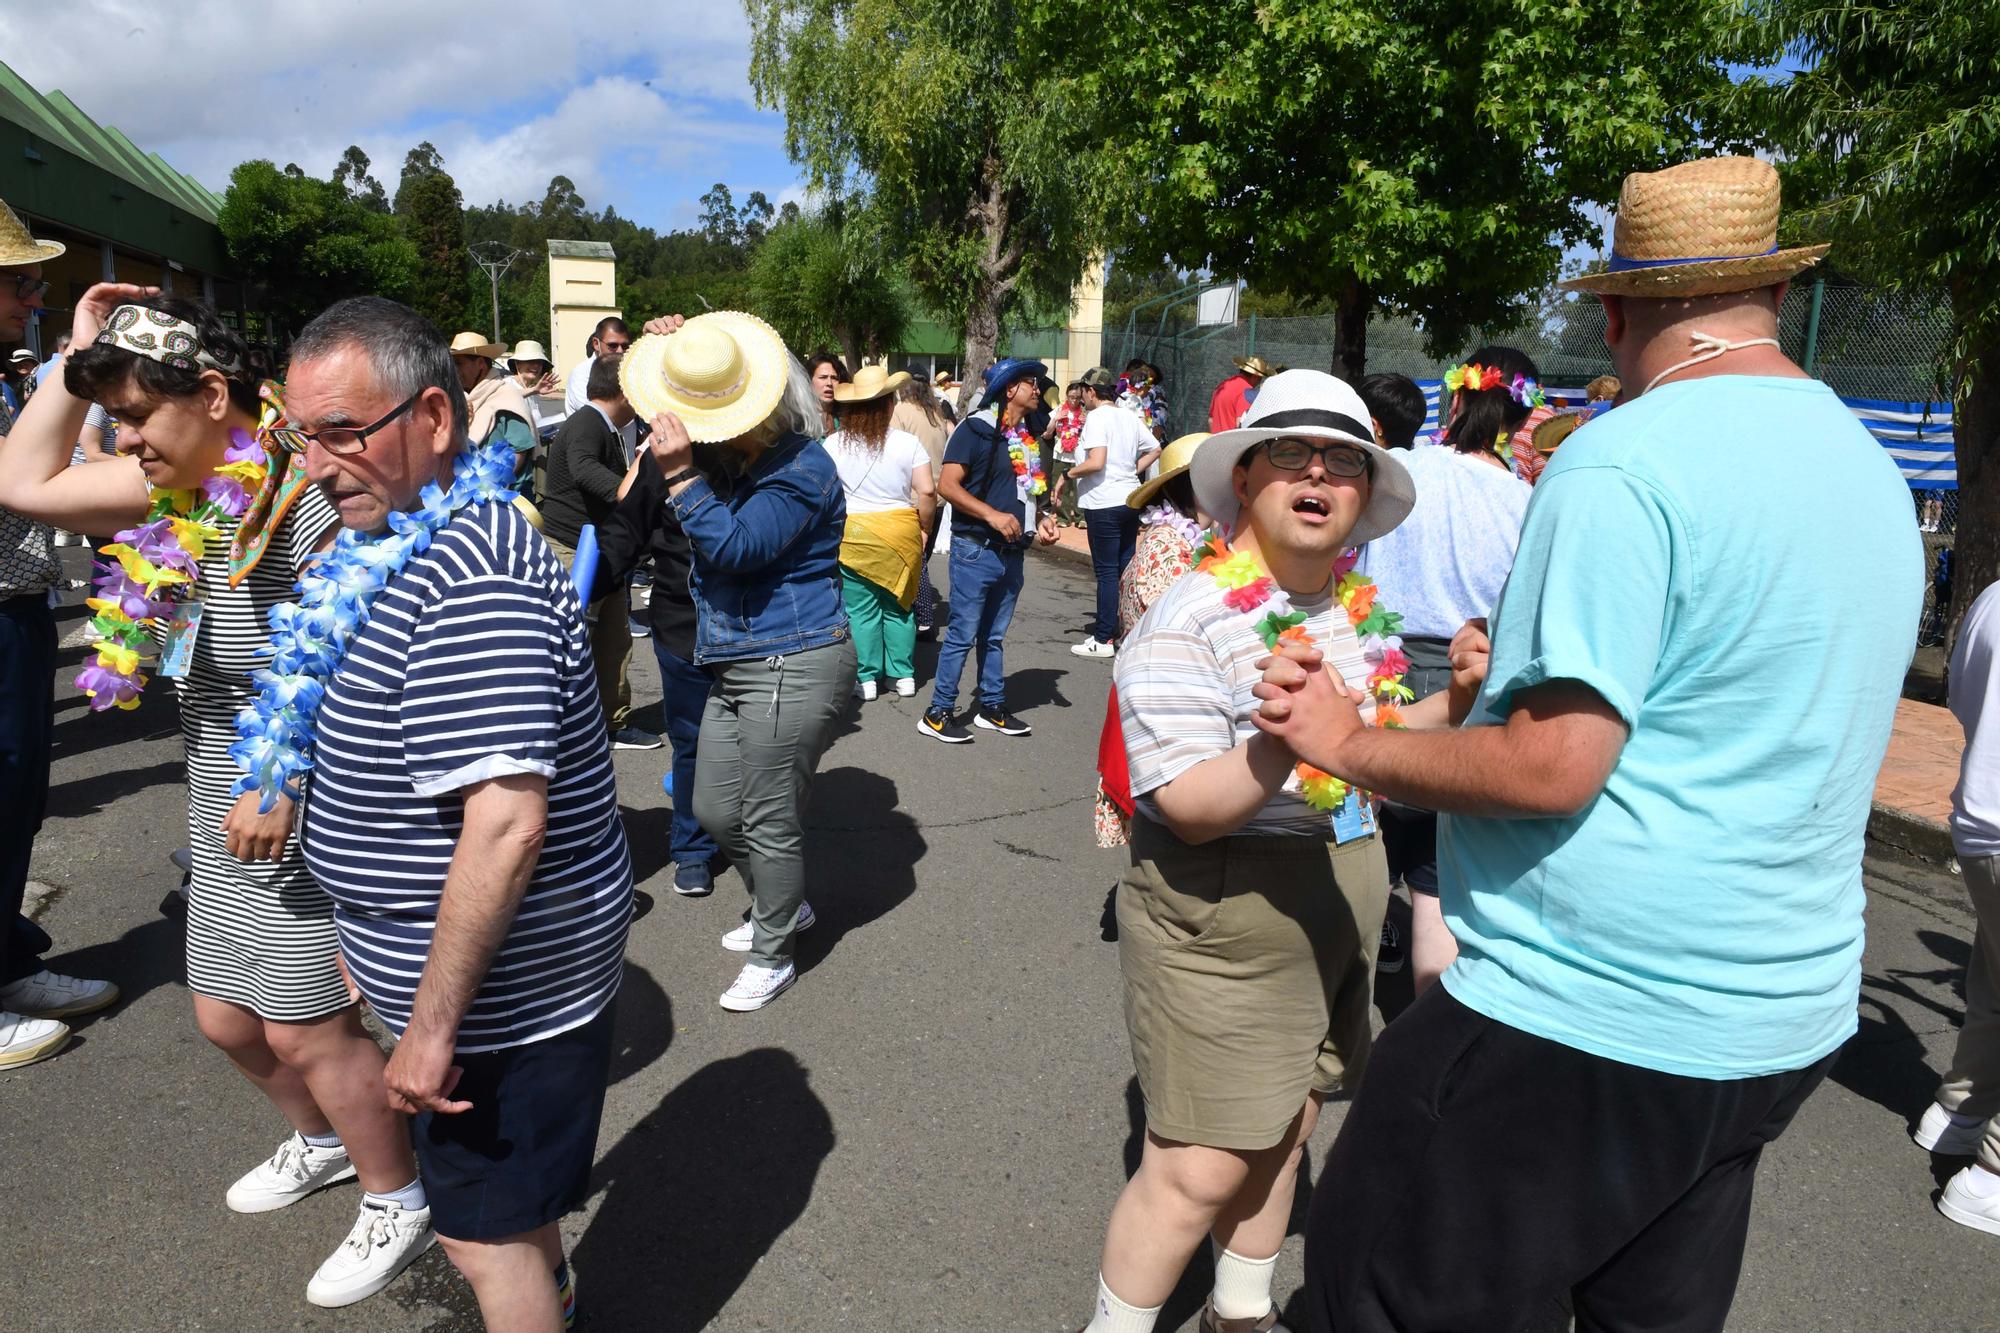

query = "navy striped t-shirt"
303;500;632;1053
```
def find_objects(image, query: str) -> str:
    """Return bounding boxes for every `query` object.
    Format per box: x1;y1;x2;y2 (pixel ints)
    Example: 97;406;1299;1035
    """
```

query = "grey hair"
747;355;829;445
289;296;468;440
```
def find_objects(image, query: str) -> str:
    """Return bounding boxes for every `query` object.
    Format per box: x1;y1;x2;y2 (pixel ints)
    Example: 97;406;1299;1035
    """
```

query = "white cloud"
3;0;796;224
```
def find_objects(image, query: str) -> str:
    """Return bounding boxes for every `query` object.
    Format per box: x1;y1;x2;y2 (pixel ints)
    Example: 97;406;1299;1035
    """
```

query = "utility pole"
469;242;527;343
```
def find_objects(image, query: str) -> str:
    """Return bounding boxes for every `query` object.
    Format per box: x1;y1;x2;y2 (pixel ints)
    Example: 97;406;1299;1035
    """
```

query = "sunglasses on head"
1257;436;1372;478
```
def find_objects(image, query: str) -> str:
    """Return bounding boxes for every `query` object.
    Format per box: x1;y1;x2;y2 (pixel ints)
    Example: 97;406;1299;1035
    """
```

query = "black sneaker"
611;727;664;750
1377;917;1407;974
975;710;1031;737
916;708;972;744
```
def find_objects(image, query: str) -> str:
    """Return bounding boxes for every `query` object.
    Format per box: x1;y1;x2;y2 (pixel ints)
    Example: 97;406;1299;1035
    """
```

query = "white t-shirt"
825;428;929;514
1951;581;2000;858
1356;442;1531;640
1076;404;1151;510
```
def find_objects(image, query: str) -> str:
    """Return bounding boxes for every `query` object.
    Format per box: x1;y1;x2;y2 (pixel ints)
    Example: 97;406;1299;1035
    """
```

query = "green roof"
0;65;221;220
548;239;616;260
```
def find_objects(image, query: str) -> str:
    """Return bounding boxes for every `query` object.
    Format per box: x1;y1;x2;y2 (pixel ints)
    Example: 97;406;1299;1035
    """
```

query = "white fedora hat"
619;311;792;443
1190;369;1415;546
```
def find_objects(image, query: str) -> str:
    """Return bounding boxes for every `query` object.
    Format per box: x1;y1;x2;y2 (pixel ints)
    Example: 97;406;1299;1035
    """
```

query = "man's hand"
642;314;687;338
71;282;163;347
222;790;294;863
1448;618;1491;725
647;411;695;476
1252;639;1368;772
1035;513;1059;545
383;1022;472;1116
988;511;1023;543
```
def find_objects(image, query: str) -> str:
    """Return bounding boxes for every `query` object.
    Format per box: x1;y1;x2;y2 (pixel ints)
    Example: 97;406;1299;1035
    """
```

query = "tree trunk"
953;152;1024;419
837;326;865;376
958;295;1001;418
1331;271;1370;382
1946;330;2000;660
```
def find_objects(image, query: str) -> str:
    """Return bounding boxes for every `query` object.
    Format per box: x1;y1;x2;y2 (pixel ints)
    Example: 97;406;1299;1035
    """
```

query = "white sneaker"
893;677;917;697
720;960;797;1012
856;679;879;702
0;968;119;1019
306;1199;438;1307
1915;1101;1989;1156
721;901;816;952
0;1011;70;1070
1937;1165;2000;1237
226;1132;358;1213
1070;636;1116;658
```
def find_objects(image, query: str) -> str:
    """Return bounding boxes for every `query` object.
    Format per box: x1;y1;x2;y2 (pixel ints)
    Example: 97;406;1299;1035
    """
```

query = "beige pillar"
1051;255;1107;386
547;240;621;379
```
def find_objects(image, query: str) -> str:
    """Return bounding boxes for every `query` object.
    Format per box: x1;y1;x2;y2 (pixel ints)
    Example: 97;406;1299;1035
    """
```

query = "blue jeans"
0;596;55;984
650;638;720;869
1084;506;1140;642
930;540;1025;715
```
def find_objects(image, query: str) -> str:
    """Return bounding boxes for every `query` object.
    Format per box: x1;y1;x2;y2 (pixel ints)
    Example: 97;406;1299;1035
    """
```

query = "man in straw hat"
1208;354;1275;433
1079;369;1413;1333
0;198;120;1071
1253;156;1925;1328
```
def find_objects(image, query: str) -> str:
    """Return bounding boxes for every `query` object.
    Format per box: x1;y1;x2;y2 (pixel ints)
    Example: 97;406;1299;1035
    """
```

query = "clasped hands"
1252;618;1493;767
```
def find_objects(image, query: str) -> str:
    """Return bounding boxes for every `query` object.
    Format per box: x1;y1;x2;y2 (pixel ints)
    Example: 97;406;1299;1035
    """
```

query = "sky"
4;0;805;230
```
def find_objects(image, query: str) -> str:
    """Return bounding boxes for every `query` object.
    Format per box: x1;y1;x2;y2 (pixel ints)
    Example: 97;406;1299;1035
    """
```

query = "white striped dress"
178;483;349;1020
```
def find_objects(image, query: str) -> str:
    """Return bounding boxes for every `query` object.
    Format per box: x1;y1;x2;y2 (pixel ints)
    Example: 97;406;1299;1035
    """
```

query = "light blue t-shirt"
1438;376;1925;1079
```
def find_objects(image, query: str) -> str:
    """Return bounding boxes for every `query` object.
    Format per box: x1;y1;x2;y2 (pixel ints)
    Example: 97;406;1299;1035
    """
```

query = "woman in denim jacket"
630;311;856;1012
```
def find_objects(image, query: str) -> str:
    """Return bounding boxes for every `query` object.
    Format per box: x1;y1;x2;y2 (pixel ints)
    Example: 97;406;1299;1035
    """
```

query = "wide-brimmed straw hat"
1126;432;1210;510
1561;157;1828;299
0;198;64;267
1191;369;1415;545
1532;406;1600;455
507;339;551;368
619;311;792;443
449;331;506;359
1233;355;1277;379
832;364;909;404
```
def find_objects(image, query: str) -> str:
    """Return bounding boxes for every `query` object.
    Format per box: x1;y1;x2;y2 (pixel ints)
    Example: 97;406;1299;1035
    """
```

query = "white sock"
1085;1273;1162;1333
299;1130;342;1151
364;1178;429;1212
1210;1244;1278;1320
1958;1165;2000;1198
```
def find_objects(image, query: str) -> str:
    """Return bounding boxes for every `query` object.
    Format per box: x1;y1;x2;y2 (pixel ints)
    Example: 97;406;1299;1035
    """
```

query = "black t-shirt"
943;408;1032;549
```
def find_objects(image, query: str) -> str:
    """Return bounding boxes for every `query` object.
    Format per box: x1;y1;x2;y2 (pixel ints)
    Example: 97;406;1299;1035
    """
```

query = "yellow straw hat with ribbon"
620;312;792;443
832;364;910;403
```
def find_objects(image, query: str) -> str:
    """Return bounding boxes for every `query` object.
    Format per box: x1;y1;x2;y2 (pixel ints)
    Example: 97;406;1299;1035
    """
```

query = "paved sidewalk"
1872;698;1963;864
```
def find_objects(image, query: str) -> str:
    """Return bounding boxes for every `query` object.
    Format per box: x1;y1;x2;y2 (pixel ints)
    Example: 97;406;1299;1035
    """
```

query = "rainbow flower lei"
1003;420;1047;498
76;428;271;711
1444;362;1547;410
228;439;519;812
1195;532;1414;811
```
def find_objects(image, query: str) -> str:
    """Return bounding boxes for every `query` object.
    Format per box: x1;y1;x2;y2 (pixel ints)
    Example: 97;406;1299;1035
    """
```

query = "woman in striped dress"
0;284;430;1308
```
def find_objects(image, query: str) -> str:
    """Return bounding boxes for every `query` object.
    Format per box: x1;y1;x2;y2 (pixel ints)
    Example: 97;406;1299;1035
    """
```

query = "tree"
746;0;1128;411
331;145;388;213
392;141;448;214
749;205;910;368
217;160;418;333
698;183;740;247
539;175;587;230
394;144;469;332
1741;1;2000;649
1085;0;1742;379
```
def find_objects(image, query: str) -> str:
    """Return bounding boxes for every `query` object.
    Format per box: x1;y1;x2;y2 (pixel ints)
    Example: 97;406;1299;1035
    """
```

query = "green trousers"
841;569;916;683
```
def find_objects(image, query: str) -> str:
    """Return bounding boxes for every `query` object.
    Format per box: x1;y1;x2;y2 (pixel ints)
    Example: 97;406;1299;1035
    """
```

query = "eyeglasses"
267;391;420;456
11;274;49;302
599;339;631;354
1258;437;1372;478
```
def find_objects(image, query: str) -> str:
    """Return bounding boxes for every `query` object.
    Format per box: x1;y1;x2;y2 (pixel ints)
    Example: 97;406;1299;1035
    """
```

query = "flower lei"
227;440;519;812
1443;362;1547;410
1054;404;1085;458
1194;532;1414;812
76;427;272;711
1003;420;1047;498
1140;502;1204;550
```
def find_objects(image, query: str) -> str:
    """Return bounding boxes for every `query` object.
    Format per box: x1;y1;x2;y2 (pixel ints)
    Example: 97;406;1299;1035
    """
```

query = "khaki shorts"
1118;816;1391;1152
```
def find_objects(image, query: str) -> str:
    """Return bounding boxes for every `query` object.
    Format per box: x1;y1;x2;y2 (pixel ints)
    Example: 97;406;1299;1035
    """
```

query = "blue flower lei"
228;440;520;812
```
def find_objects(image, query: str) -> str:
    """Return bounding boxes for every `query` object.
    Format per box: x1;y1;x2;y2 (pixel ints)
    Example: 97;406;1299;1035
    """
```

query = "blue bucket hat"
978;357;1050;409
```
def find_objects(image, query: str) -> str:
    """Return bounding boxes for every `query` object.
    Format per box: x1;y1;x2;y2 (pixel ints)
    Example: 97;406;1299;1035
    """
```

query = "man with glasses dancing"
1077;370;1416;1333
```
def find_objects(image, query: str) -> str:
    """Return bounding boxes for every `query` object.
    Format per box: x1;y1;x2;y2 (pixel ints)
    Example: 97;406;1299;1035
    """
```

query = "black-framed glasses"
12;274;49;302
1259;436;1372;478
267;391;420;456
598;338;632;354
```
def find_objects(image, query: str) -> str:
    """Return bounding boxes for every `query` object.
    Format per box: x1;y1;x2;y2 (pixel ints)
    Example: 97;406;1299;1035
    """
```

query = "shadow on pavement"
1008;665;1073;714
607;961;673;1089
572;1047;834;1329
45;757;186;820
797;766;925;971
40;911;184;1015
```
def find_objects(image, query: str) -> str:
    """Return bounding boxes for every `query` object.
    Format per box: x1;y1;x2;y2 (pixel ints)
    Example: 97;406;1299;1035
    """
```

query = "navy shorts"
412;1002;616;1241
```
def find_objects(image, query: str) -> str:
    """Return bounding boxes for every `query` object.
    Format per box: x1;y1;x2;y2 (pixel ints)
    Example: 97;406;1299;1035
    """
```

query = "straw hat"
1126;432;1210;510
1531;406;1600;455
1191;369;1415;545
1233;355;1277;379
832;364;909;403
449;331;506;359
619;311;791;443
1561;157;1828;299
507;339;551;368
0;198;64;267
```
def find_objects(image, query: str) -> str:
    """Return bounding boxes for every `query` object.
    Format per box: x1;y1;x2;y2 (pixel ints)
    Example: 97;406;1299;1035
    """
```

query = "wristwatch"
660;467;702;489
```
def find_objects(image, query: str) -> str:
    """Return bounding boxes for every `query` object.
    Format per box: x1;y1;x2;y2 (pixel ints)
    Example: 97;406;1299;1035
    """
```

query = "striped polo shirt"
303;500;632;1052
1118;565;1374;836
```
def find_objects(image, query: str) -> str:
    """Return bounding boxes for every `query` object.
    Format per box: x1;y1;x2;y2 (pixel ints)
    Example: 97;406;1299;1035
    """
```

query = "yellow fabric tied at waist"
840;507;923;609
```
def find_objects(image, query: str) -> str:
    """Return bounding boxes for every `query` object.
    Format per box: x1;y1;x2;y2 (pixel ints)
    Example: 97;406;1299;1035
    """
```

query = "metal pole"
1247;312;1258;357
470;243;526;346
1801;276;1826;376
489;267;503;343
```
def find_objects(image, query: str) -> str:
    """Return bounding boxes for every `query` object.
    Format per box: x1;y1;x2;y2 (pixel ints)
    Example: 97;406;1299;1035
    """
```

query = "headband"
1444;362;1546;410
95;304;245;378
1247;407;1373;444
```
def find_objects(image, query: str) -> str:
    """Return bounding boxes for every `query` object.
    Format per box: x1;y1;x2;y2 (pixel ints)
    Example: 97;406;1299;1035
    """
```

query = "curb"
1867;802;1956;868
1029;540;1091;569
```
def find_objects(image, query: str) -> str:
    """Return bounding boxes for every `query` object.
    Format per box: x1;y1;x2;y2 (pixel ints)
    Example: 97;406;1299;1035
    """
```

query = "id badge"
158;599;204;678
1022;495;1038;537
1330;791;1378;845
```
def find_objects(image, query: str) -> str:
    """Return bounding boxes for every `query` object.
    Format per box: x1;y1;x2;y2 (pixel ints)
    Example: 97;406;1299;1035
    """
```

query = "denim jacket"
667;432;849;665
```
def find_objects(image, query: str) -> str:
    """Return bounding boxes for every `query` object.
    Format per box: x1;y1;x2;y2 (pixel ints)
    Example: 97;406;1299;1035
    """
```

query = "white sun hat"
619;311;792;443
1190;368;1416;545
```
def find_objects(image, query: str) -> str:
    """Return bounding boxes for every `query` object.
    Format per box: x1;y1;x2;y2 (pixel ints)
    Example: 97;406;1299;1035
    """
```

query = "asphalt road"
3;544;1992;1332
